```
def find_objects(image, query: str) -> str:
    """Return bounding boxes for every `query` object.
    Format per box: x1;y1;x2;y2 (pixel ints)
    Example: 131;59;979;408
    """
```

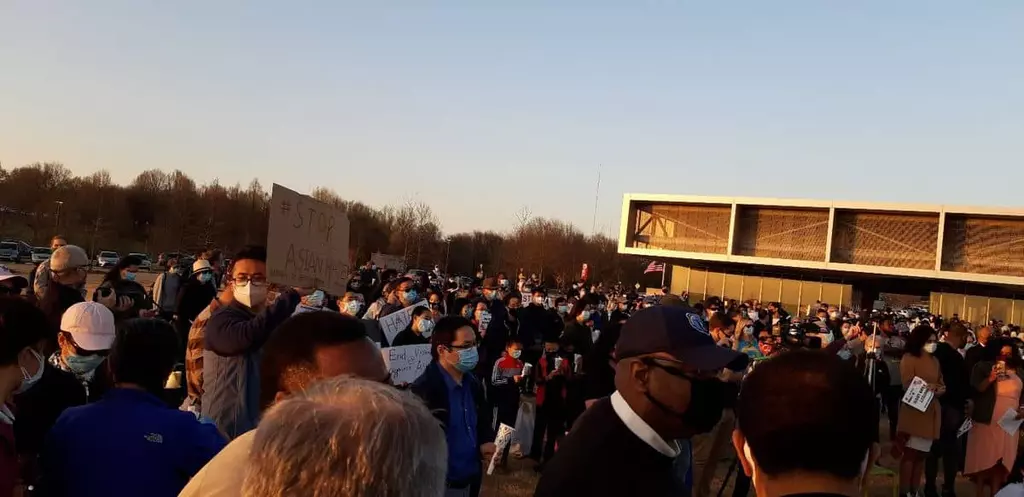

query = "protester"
92;255;149;320
880;316;907;441
32;235;68;300
392;305;434;347
0;297;52;496
562;301;594;357
201;245;303;439
176;259;218;327
965;337;1023;497
338;291;365;317
411;316;496;497
491;337;525;468
479;277;511;378
36;245;89;338
924;323;970;497
151;255;181;321
365;279;396;320
896;325;944;497
732;350;880;497
379;277;419;317
241;377;446;497
182;284;232;413
530;335;569;469
40;318;225;497
534;305;747;497
966;325;993;376
583;321;621;407
50;302;115;402
180;310;390;497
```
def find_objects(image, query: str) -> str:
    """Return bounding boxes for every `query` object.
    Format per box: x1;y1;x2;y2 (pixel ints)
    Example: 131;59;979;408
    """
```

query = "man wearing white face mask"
202;246;305;440
733;350;880;497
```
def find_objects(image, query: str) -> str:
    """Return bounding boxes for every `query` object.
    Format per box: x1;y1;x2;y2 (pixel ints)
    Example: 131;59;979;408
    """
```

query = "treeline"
0;162;647;285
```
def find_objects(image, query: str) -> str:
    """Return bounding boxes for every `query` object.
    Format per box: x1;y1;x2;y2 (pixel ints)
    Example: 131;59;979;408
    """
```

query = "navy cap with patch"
616;305;749;371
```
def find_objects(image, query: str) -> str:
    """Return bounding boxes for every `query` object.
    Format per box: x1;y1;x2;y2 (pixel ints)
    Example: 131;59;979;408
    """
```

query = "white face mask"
233;282;267;309
14;349;45;395
579;310;591;321
924;343;938;354
748;311;759;321
417;319;435;337
344;300;363;315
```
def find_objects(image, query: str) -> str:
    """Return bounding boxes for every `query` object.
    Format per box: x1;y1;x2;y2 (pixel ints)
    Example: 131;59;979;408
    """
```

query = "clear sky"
2;2;1022;236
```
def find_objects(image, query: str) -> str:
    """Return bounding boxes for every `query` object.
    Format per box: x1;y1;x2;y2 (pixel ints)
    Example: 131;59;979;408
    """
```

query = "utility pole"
591;167;601;235
54;201;63;231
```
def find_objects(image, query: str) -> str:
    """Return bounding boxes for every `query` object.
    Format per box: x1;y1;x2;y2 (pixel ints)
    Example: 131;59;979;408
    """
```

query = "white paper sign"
478;311;492;336
487;423;516;475
378;300;428;344
999;408;1023;436
901;376;935;413
957;418;973;438
380;344;433;385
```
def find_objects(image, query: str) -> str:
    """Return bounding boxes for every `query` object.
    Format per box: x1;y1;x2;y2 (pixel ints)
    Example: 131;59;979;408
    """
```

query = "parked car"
30;247;52;264
0;242;21;263
96;251;120;268
129;252;153;271
1;239;32;259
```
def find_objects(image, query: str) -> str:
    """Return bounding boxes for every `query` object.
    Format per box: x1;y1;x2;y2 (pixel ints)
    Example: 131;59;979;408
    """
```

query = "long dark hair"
905;325;936;357
103;256;142;284
984;337;1022;369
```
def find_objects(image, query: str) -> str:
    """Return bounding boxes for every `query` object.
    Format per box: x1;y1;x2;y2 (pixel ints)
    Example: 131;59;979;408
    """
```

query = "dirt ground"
5;263;974;497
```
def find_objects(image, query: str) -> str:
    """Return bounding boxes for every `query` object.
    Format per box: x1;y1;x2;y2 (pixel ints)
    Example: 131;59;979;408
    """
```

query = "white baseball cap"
192;259;213;275
60;302;116;351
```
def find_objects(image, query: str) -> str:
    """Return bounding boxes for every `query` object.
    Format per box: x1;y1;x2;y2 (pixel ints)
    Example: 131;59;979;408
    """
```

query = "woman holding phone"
965;337;1023;497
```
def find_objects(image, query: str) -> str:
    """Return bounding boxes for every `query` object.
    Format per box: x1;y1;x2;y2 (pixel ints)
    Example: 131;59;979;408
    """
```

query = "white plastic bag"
511;397;535;457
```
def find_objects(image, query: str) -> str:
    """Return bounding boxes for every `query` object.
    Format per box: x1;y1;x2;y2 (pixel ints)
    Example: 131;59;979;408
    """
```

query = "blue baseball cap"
616;305;748;371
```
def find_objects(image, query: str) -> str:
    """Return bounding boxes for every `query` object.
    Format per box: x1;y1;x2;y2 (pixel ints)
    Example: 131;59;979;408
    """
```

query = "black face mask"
644;364;727;435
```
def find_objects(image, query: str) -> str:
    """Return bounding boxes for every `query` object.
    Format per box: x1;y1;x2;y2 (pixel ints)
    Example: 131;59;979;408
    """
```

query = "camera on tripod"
781;321;824;350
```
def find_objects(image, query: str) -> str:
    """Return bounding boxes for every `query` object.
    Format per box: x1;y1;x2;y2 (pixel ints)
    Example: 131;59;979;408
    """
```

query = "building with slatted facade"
618;194;1024;324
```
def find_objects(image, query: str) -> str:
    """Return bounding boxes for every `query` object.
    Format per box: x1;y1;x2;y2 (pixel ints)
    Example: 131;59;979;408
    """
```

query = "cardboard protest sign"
267;184;350;295
901;376;935;413
487;423;516;475
381;344;432;384
370;252;406;272
379;300;428;344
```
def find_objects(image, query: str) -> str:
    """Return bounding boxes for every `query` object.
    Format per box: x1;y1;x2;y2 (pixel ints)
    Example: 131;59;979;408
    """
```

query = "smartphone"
996;360;1007;377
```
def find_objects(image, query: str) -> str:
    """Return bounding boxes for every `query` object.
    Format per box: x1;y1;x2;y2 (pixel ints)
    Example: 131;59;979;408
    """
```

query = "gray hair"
242;376;447;497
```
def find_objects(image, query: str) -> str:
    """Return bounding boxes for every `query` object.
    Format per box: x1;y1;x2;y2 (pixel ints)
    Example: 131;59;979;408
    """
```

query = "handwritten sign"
901;376;935;413
267;184;351;295
379;300;428;344
370;252;406;272
487;423;516;475
381;344;432;384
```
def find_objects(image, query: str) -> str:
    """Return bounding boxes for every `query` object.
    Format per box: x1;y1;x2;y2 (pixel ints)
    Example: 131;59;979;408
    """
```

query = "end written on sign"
267;184;351;295
381;344;433;385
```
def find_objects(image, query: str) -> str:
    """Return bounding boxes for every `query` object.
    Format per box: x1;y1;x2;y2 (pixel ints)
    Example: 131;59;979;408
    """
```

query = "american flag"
644;261;665;274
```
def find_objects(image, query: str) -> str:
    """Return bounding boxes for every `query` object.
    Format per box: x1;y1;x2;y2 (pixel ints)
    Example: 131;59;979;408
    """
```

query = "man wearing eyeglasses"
534;305;748;497
201;246;306;440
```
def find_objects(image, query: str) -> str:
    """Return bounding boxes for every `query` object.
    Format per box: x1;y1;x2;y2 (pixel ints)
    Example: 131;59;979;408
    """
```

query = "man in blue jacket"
41;318;225;497
201;246;303;439
412;316;496;497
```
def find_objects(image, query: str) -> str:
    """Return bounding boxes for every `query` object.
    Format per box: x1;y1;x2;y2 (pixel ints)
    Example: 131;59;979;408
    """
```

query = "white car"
96;251;120;268
30;247;52;264
129;252;153;271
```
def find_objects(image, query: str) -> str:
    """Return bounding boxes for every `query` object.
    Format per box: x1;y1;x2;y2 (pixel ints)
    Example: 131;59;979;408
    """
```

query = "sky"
1;2;1022;237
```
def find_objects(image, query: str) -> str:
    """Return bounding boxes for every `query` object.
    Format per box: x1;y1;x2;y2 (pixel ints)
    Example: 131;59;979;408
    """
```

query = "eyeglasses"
448;341;477;351
231;274;267;285
641;357;703;380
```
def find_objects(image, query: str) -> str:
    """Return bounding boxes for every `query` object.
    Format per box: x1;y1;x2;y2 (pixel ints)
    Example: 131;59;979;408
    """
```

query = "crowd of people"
0;233;1021;497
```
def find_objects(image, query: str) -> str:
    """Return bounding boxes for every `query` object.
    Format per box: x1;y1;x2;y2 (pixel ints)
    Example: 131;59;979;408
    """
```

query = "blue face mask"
455;347;479;372
124;272;137;282
198;272;213;284
403;290;418;303
65;354;105;376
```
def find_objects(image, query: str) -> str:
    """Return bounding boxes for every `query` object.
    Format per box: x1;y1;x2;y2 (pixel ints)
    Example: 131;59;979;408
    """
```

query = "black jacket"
175;278;217;324
13;363;87;486
562;321;593;357
38;282;84;338
934;342;970;409
391;325;430;347
411;362;494;448
534;397;682;497
519;304;561;349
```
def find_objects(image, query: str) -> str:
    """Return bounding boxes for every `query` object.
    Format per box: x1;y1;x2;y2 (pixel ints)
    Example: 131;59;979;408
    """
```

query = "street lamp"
444;237;452;275
54;201;64;230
